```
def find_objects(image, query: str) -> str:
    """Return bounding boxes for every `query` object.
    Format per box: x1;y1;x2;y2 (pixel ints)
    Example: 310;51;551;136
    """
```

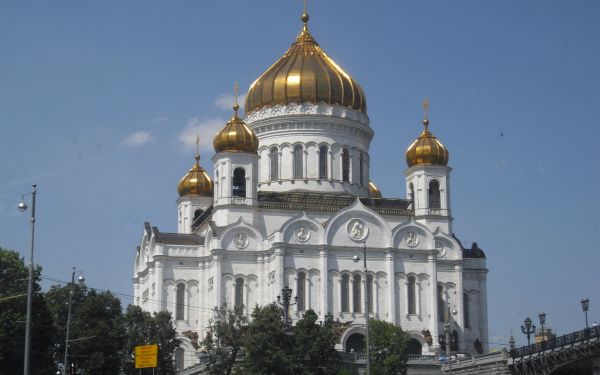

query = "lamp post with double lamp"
581;298;590;329
538;312;546;343
17;184;37;375
521;317;536;349
352;240;370;375
63;267;85;375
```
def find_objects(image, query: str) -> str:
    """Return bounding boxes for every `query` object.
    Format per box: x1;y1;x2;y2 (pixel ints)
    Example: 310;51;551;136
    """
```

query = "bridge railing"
510;325;600;358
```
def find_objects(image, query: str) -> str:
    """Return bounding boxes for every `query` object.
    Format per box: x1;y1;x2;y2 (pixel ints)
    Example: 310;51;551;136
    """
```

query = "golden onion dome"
368;180;382;198
406;118;449;168
177;152;213;197
213;102;259;154
244;11;367;114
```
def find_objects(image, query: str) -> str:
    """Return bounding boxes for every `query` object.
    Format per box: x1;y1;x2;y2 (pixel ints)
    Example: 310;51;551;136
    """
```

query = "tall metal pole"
363;242;370;375
63;267;76;375
23;184;36;375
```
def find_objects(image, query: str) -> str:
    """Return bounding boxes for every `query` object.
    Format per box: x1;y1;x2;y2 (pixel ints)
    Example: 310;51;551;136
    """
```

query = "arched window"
341;274;350;312
293;144;303;179
235;278;244;308
297;272;306;311
409;183;415;208
437;284;445;322
270;148;279;180
464;292;470;328
428;180;441;209
342;148;350;182
232;167;246;197
408;276;416;314
319;145;328;180
367;274;373;313
193;209;203;222
176;283;185;321
359;152;364;186
175;348;184;370
353;274;362;313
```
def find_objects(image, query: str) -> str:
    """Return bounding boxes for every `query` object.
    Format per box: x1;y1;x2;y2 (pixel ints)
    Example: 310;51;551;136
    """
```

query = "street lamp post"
63;267;85;375
521;317;536;348
277;286;297;333
538;312;546;342
18;184;37;375
353;240;370;375
581;298;590;329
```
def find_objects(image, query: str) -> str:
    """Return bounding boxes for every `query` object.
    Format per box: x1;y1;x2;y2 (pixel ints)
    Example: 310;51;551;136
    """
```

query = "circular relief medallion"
435;239;446;258
233;232;249;249
295;226;310;243
405;231;419;248
347;219;368;242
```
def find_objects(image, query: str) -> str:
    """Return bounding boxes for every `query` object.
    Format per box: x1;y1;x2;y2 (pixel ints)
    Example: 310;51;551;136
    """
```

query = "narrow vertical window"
176;283;185;320
409;183;415;209
341;274;350;312
408;276;416;314
175;348;184;370
367;274;373;314
293;144;303;179
270;148;278;180
297;272;306;311
319;145;328;180
342;148;350;182
464;292;470;328
235;278;244;308
429;180;441;209
232;167;246;197
359;153;364;186
438;284;445;322
353;275;362;313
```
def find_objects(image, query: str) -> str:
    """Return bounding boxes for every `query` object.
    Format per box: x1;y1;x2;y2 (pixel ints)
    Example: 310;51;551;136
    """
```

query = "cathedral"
133;7;488;370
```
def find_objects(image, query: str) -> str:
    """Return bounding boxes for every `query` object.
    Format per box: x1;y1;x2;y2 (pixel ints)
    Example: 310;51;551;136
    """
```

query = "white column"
404;279;409;317
428;254;439;345
244;281;250;315
328;149;334;180
303;148;308;179
386;251;395;323
349;276;355;314
373;279;379;316
276;247;285;291
479;270;489;352
455;264;464;351
416;280;422;317
213;253;222;308
319;249;328;318
155;260;164;312
257;254;264;305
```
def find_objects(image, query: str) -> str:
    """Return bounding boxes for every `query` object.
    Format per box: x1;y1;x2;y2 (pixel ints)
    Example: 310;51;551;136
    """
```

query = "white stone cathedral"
133;9;488;370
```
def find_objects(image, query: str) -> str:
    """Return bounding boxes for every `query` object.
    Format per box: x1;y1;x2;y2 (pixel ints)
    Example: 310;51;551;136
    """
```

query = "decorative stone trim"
244;102;370;126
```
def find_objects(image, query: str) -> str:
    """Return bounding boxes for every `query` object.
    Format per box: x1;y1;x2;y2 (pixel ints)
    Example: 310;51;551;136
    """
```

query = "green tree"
368;319;409;375
292;309;340;375
0;247;55;375
46;286;125;374
201;303;248;375
123;305;180;375
243;303;293;375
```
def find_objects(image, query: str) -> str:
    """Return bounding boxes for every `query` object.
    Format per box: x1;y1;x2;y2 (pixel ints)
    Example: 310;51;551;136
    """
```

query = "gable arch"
391;217;435;250
324;198;392;248
218;217;264;251
280;212;325;245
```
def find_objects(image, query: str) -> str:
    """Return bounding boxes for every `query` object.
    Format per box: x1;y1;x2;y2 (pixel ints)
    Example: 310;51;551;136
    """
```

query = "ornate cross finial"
301;0;309;30
233;81;240;115
195;134;200;158
422;97;430;129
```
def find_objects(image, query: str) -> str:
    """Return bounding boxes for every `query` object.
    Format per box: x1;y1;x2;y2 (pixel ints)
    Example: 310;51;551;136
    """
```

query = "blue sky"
1;1;599;349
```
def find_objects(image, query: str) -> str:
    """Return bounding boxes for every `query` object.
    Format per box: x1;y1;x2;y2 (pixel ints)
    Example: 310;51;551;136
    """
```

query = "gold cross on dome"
422;97;430;120
196;134;200;155
234;81;239;106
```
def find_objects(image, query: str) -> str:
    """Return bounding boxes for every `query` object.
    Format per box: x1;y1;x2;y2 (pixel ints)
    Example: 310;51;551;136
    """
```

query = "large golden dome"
213;103;259;154
177;153;213;197
406;119;449;167
244;12;366;114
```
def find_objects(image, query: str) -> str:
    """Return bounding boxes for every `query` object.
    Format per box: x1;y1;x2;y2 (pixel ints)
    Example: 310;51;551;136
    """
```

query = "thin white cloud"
122;130;154;147
178;117;225;152
214;92;247;111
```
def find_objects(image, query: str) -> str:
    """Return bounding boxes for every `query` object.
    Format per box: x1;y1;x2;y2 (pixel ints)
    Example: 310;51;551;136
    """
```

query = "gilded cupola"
406;99;449;167
177;139;214;197
244;8;367;114
368;180;382;198
213;85;259;154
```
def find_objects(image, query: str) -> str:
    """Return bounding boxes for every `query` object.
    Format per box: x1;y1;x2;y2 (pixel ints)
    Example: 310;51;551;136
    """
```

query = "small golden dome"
177;153;213;197
368;180;382;198
245;10;366;114
213;103;259;154
406;119;449;167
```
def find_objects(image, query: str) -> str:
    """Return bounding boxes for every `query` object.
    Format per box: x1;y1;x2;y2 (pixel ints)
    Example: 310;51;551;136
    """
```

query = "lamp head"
18;201;27;212
77;275;85;286
581;298;590;312
538;312;546;325
352;254;360;263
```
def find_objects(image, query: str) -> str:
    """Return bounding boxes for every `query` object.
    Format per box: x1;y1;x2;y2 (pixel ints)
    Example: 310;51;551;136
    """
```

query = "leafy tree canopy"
368;318;410;375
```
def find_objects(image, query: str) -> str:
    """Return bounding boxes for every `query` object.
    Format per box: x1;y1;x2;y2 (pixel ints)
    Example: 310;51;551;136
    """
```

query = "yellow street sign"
135;344;158;369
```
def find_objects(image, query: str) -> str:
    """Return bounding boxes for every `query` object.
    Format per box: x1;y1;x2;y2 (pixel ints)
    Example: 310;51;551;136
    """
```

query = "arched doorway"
345;333;365;353
405;338;422;355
